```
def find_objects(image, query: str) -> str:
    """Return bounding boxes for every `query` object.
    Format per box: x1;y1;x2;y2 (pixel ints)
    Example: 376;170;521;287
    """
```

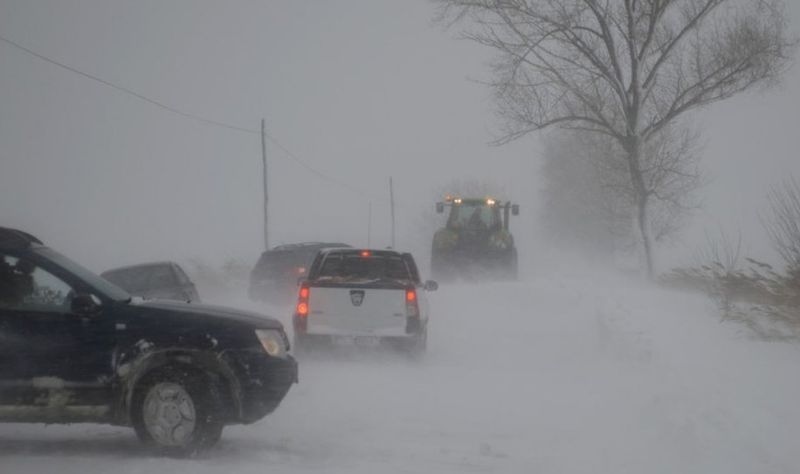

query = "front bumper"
225;351;298;424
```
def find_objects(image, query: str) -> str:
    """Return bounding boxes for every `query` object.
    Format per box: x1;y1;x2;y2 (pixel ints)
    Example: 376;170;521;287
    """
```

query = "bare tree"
436;0;794;277
541;123;701;261
540;130;633;256
764;177;800;282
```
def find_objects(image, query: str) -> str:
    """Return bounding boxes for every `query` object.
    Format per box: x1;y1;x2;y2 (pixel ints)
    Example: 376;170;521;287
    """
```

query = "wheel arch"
116;349;242;425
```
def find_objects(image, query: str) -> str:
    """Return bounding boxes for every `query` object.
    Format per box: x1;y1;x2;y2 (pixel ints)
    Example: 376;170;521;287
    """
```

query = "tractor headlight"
255;329;288;358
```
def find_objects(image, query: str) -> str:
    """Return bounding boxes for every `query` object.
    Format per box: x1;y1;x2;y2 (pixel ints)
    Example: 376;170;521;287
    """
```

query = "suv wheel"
132;368;224;456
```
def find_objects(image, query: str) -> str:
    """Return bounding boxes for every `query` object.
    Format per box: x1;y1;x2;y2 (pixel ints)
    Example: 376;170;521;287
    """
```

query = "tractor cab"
437;197;518;233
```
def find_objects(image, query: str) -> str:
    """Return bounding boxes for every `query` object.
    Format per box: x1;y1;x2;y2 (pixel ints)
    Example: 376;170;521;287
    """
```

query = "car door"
0;252;116;419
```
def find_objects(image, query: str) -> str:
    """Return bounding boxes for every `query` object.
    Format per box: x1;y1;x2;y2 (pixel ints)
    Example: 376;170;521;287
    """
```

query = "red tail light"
406;289;416;302
360;250;371;257
296;284;310;317
297;302;309;317
405;288;419;317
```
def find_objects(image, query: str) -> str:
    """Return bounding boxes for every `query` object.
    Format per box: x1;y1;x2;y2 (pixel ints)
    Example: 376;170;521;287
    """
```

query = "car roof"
0;227;44;250
101;261;178;276
267;242;352;253
317;248;406;258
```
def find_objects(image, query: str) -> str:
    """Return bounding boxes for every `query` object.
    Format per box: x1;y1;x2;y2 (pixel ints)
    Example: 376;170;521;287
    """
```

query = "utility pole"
389;177;396;249
261;118;269;251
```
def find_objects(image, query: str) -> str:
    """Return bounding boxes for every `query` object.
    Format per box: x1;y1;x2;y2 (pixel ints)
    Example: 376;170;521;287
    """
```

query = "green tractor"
431;196;520;281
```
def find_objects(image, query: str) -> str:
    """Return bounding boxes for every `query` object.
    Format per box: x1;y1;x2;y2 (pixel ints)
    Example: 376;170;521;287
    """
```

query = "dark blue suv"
0;227;297;455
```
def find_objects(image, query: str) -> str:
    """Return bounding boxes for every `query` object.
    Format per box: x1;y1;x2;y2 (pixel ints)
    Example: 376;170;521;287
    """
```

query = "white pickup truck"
292;248;437;354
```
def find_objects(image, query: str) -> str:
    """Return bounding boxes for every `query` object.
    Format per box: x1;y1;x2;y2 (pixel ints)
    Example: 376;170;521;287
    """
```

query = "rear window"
317;254;412;282
254;244;351;279
253;250;315;278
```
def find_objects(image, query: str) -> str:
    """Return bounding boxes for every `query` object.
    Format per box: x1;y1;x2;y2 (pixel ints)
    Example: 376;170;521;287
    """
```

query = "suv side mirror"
436;202;444;214
424;280;439;292
511;204;520;216
71;294;102;316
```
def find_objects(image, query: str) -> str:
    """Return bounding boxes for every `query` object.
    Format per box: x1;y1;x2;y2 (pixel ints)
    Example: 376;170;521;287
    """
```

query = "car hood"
129;299;284;330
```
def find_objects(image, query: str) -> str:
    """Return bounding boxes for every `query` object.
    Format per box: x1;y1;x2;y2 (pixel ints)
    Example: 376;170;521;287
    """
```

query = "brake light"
360;250;371;257
297;302;309;317
405;288;419;317
406;289;416;302
296;284;310;317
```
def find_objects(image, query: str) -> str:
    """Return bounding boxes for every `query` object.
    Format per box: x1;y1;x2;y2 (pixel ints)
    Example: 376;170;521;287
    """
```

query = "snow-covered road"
3;272;800;473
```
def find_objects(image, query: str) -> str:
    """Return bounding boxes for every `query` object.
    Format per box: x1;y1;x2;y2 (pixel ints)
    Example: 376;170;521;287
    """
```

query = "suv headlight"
255;329;288;358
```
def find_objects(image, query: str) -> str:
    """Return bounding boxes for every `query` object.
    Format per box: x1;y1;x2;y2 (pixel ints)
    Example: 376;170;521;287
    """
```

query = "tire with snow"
131;366;224;456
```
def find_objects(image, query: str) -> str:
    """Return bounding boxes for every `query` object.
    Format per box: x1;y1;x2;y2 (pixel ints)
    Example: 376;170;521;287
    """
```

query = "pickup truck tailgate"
306;286;407;336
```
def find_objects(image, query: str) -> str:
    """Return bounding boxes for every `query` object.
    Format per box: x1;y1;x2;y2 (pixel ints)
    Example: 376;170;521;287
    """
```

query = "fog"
0;0;539;271
2;1;796;271
2;1;800;472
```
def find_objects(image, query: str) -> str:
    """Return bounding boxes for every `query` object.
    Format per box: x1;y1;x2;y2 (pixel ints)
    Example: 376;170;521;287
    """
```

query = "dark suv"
249;242;351;303
0;227;297;454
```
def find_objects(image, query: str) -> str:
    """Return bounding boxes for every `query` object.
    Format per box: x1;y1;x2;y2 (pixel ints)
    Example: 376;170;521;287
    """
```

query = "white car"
292;248;437;354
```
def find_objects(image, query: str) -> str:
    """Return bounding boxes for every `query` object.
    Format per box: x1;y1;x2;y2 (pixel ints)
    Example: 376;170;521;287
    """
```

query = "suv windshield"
318;254;412;282
35;247;131;302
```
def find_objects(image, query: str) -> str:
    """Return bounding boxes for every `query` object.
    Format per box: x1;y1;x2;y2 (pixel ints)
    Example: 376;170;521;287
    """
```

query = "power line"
263;131;389;202
0;33;387;201
0;34;257;135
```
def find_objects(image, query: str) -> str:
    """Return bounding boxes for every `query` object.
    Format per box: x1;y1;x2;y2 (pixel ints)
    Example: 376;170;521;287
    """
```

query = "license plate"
333;335;381;347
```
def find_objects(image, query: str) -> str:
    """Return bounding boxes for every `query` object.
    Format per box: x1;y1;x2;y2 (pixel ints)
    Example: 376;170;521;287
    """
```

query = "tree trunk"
636;193;654;279
625;136;655;279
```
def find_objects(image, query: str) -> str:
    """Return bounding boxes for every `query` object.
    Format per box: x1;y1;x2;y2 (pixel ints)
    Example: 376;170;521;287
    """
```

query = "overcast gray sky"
0;1;798;272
